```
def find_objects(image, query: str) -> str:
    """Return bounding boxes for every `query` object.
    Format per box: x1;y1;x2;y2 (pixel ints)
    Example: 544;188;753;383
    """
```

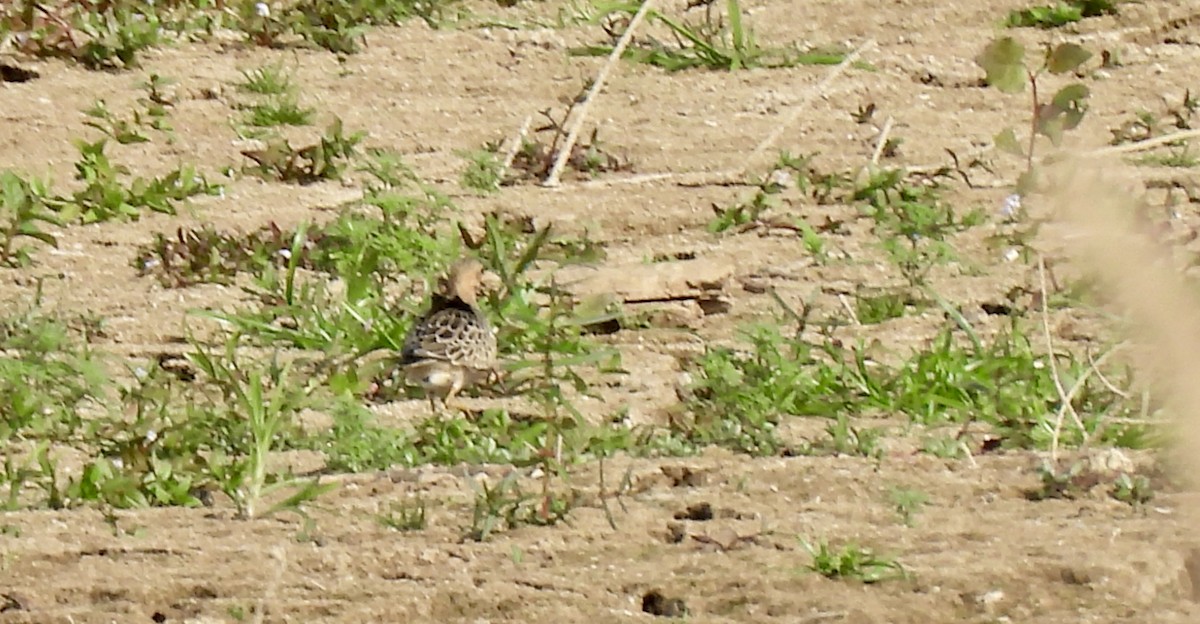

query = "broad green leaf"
994;127;1025;157
1052;83;1089;107
1046;43;1092;74
1015;169;1038;196
976;37;1026;93
1035;105;1067;145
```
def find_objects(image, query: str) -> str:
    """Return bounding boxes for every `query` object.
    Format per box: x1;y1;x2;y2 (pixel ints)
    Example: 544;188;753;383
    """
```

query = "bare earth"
3;1;1200;622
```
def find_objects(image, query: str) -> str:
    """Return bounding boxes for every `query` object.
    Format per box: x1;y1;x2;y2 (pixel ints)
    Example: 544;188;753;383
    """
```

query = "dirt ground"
3;0;1200;622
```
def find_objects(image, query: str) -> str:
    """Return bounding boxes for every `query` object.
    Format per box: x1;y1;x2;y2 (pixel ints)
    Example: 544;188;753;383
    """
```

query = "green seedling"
238;62;297;95
977;37;1093;187
243;94;315;127
241;119;364;183
800;538;907;583
379;497;428;531
574;0;868;72
888;487;928;527
1110;472;1153;506
460;145;503;194
55;139;220;223
1005;0;1121;29
0;172;61;267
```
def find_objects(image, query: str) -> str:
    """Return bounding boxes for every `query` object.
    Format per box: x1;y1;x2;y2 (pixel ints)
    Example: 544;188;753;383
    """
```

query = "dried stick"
837;293;860;326
1041;256;1086;464
868;115;895;167
497;114;532;183
1087;344;1131;399
738;38;876;177
560;37;875;190
1086;128;1200;157
543;0;658;187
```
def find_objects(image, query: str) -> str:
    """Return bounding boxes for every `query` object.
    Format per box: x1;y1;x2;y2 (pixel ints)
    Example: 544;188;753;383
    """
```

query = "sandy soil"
2;0;1200;622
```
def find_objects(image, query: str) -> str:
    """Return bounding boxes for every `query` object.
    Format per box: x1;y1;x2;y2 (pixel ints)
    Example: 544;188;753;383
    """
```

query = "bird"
400;258;498;413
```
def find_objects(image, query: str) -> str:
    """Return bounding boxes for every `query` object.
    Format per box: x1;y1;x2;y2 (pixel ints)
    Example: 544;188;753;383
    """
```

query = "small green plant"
1;1;165;69
83;73;176;144
678;324;819;456
466;471;571;541
1110;472;1153;506
460;145;503;194
813;414;884;460
1111;91;1196;146
379;496;428;531
1005;0;1120;29
976;37;1093;186
0;172;61;267
186;336;336;520
134;222;319;288
1134;146;1199;168
574;0;866;72
1026;460;1093;500
238;62;296;95
853;169;982;290
800;538;907;583
888;487;928;527
241;119;365;183
243;95;315;128
237;0;451;54
506;116;631;184
56;139;220;223
709;152;815;234
854;288;909;324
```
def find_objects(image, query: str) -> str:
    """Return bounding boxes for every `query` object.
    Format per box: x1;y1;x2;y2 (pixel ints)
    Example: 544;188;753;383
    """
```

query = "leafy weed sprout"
1005;0;1121;29
976;37;1094;189
800;538;907;583
574;0;869;72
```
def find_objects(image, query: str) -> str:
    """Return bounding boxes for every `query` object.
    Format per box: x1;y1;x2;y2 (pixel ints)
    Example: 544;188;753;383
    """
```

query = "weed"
977;37;1093;187
460;145;503;194
243;94;315;128
238;62;296;95
379;496;428;531
677;324;815;456
187;336;335;520
466;471;572;541
54;138;221;223
888;487;928;527
574;0;867;72
1005;0;1121;29
238;0;453;53
854;289;910;324
1;1;164;69
241;119;365;183
709;152;816;234
507;119;631;183
811;414;884;460
1111;90;1196;145
0;297;107;443
800;538;907;583
1026;460;1094;500
135;222;315;288
854;169;982;290
1110;472;1153;506
83;73;176;144
1134;147;1199;168
0;172;61;267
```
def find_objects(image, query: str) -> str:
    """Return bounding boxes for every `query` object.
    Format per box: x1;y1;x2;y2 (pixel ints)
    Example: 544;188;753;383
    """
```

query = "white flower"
999;193;1021;219
255;2;270;17
278;248;292;259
